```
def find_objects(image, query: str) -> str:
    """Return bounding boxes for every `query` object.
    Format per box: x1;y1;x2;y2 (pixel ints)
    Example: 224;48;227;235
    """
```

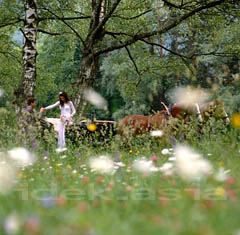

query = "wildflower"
126;185;132;192
56;148;67;153
230;113;240;129
96;176;104;183
83;88;107;110
150;130;164;137
81;177;89;184
161;149;170;155
8;147;35;167
87;124;97;132
42;150;48;156
67;164;71;169
215;187;225;198
215;167;230;182
218;161;224;167
56;196;67;206
77;202;88;213
4;213;21;234
132;157;159;173
174;145;212;181
24;216;40;233
169;86;209;108
159;162;174;176
0;163;17;193
225;177;235;185
72;170;77;174
150;156;158;162
41;194;56;208
89;156;115;174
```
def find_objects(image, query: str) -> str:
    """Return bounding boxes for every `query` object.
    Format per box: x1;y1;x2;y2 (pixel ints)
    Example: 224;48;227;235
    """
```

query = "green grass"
0;123;240;235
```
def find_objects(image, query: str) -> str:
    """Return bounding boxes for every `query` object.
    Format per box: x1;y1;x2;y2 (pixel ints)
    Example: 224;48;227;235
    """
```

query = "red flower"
150;156;158;162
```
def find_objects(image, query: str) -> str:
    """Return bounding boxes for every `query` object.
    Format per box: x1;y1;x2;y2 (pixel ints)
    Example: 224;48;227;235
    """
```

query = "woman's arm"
44;101;60;110
70;101;76;116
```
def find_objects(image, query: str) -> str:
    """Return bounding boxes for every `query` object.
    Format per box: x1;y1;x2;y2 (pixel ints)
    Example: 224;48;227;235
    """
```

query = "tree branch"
140;38;189;59
19;28;27;40
0;50;21;64
107;33;141;79
40;7;85;48
38;16;90;22
0;18;23;28
161;0;180;9
95;0;227;56
112;9;152;20
38;29;61;36
89;0;122;42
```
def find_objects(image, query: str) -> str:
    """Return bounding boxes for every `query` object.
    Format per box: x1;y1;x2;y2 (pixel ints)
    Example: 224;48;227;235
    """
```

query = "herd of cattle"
39;99;230;144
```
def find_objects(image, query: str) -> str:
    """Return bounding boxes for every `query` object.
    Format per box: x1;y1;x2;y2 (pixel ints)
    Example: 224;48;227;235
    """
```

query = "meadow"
0;112;240;235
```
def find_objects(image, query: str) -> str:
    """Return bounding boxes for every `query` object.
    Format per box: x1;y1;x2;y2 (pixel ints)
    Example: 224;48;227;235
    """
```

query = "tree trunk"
72;51;100;119
14;0;38;115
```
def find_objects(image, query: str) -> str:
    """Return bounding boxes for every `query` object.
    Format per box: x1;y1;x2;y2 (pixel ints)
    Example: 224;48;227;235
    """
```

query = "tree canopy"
0;0;239;119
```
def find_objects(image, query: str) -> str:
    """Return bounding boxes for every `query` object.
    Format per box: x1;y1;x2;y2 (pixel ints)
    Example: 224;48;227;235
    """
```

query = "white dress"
45;101;76;149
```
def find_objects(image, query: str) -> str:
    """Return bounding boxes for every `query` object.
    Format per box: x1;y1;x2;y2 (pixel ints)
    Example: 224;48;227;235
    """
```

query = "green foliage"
0;118;240;234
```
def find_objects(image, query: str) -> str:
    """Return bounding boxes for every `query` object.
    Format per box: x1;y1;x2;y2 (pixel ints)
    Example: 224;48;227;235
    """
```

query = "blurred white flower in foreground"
169;86;210;108
90;156;115;174
8;147;35;167
175;145;212;181
159;162;174;176
215;167;230;182
0;163;17;193
133;157;159;173
161;149;170;155
4;213;21;234
83;88;107;110
150;130;163;137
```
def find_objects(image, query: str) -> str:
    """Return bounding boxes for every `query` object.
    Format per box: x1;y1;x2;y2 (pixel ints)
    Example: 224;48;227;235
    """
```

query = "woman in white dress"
40;92;76;151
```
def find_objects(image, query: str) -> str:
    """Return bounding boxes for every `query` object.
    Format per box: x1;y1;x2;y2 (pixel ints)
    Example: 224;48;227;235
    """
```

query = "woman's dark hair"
59;91;70;106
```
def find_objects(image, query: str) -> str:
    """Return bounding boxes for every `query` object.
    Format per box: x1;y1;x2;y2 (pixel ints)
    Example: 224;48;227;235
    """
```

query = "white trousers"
58;121;66;149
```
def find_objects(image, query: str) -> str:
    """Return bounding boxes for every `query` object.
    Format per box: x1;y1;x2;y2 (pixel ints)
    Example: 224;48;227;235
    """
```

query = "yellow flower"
129;150;133;153
67;164;71;169
56;169;59;173
52;159;55;162
87;124;97;132
215;187;225;197
218;162;224;167
231;113;240;129
120;154;123;158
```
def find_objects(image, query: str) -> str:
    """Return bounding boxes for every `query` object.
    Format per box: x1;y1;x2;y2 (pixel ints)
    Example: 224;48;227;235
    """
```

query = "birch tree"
14;0;38;115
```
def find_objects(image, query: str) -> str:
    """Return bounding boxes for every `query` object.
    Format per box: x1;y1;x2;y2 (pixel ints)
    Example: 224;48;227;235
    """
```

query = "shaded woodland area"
0;0;239;121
